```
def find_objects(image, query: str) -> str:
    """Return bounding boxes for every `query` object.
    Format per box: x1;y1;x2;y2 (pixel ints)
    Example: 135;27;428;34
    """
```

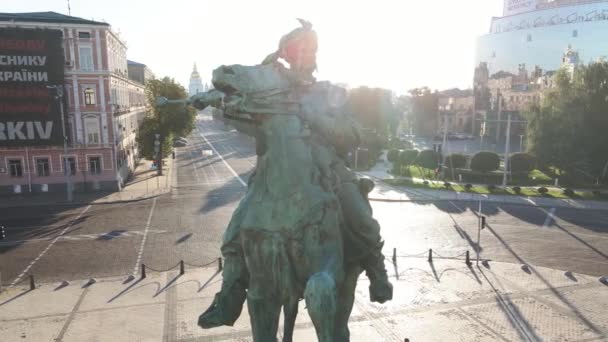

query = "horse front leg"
302;207;344;342
282;298;299;342
247;292;282;342
305;272;338;342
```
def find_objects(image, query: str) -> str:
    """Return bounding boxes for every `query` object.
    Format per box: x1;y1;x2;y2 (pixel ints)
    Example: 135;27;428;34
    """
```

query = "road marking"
190;151;201;183
0;230;167;246
9;205;91;287
198;128;247;187
543;208;556;227
132;198;157;275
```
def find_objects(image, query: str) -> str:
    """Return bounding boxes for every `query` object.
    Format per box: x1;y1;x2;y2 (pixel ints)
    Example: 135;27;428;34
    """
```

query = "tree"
408;87;438;136
137;77;196;174
524;62;608;182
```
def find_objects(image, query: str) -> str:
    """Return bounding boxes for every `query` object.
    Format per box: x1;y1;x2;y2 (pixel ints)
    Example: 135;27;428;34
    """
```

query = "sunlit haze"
4;0;503;94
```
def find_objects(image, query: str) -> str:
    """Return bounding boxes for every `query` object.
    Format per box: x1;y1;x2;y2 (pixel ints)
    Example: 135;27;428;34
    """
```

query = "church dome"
190;63;201;80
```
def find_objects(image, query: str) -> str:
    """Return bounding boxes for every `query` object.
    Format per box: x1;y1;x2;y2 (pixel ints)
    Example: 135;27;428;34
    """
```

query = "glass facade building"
477;0;608;76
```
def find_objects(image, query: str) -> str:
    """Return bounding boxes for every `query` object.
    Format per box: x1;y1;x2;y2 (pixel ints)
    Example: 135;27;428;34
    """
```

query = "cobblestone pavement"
1;259;606;341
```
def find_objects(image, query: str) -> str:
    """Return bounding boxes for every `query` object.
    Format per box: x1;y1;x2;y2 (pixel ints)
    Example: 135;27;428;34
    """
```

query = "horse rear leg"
305;272;337;342
247;294;282;342
282;298;298;342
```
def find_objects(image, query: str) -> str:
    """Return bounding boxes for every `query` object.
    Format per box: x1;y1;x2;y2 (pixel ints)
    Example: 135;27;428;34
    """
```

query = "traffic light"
0;225;5;240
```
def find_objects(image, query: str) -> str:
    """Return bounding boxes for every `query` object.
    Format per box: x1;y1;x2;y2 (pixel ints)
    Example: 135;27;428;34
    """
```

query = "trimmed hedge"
387;149;400;163
414;150;440;170
510;153;536;173
398;149;420;167
445;153;467;169
471;151;500;173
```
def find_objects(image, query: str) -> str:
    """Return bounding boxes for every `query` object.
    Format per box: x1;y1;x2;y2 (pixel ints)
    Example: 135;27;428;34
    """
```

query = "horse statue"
183;62;370;341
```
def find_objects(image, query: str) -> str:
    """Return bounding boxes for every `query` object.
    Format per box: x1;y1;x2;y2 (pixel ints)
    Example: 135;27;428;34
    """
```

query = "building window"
63;157;76;175
84;88;96;105
35;158;50;177
8;159;23;177
85;118;100;144
527;34;532;42
78;31;91;39
79;46;93;71
573;30;578;38
89;156;101;174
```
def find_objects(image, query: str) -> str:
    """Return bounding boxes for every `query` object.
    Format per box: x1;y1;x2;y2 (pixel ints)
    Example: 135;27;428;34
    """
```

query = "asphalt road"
1;111;606;288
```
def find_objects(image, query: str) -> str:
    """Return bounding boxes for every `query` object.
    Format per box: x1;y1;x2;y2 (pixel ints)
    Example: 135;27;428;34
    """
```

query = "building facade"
0;12;149;194
127;60;154;86
473;0;608;141
477;0;608;77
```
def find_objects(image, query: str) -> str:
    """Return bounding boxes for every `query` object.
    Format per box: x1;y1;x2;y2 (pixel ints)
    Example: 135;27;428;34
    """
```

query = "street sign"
154;146;160;153
154;140;160;146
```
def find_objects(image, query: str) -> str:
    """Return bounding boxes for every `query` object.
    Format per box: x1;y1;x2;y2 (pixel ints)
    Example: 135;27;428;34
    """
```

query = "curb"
369;194;608;211
0;191;167;209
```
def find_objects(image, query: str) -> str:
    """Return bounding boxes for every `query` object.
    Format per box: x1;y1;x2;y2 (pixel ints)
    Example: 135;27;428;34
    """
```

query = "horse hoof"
369;280;393;304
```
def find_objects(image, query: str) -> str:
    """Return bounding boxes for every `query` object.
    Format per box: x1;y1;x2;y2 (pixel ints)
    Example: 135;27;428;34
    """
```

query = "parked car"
173;140;187;147
174;137;188;144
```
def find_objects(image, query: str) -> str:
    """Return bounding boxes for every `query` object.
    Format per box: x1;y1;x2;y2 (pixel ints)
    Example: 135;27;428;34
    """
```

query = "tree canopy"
137;77;196;160
524;62;608;181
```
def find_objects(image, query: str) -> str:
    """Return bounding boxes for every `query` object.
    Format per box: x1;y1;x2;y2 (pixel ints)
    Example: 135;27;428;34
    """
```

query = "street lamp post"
49;85;73;202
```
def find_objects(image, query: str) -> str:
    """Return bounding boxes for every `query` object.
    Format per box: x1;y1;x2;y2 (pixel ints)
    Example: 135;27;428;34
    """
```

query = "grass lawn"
393;165;557;186
384;178;608;201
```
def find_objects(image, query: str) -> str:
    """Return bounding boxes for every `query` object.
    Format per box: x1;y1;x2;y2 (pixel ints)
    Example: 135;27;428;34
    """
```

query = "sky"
4;0;503;95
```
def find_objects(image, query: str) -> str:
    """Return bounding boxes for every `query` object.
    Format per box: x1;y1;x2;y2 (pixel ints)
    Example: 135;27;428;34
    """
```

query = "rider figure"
197;20;392;329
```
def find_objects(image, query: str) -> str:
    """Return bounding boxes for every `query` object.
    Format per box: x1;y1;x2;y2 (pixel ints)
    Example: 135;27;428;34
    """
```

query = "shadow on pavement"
483;222;606;339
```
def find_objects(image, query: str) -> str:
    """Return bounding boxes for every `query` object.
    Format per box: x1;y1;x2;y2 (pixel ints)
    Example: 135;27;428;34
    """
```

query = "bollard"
141;264;147;279
481;216;486;229
180;260;185;275
428;249;433;263
392;248;397;263
218;257;223;271
29;275;35;290
465;250;471;265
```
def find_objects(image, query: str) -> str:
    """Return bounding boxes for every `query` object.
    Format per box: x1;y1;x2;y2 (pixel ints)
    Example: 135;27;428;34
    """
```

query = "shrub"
487;184;497;192
414;149;440;170
387;149;400;163
538;187;548;194
444;182;451;188
510;153;536;173
563;188;575;197
464;183;473;191
423;181;429;185
444;153;467;169
471;151;500;173
512;186;522;194
398;149;419;167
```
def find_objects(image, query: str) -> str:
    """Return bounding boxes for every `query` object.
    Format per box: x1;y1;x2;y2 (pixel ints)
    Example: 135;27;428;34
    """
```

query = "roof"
0;11;109;26
127;60;146;67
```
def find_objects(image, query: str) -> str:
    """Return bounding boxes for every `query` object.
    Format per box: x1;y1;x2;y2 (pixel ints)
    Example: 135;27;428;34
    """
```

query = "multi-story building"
127;60;154;86
476;0;608;77
0;11;149;194
438;90;475;134
472;0;607;141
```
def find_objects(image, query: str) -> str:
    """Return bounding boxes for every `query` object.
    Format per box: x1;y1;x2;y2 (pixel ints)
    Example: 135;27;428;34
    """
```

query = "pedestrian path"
1;259;606;341
0;157;173;208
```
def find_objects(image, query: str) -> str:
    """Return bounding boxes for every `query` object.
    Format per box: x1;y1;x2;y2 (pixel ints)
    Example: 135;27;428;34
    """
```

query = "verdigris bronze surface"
187;20;392;342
